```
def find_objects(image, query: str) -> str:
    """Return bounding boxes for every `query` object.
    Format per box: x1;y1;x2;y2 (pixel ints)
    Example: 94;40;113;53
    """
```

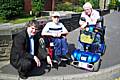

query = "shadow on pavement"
68;43;76;55
0;61;48;77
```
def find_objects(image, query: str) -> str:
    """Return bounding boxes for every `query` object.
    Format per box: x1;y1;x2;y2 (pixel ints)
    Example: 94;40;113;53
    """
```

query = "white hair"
83;2;92;9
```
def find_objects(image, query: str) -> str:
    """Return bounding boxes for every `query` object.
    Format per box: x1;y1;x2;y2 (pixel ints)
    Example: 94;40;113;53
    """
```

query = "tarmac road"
0;11;120;80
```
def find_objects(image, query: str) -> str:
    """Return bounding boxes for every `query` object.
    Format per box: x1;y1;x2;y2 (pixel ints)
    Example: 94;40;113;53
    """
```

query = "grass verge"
0;17;34;24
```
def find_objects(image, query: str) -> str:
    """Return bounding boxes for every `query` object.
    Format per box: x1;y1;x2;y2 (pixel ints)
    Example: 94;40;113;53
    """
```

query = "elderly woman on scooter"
78;2;101;51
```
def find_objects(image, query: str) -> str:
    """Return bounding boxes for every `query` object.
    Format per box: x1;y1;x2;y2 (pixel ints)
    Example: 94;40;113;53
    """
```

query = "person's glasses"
53;16;59;18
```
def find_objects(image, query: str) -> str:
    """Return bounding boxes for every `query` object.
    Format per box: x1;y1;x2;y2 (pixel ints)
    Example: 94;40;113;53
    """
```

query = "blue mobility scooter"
71;17;106;72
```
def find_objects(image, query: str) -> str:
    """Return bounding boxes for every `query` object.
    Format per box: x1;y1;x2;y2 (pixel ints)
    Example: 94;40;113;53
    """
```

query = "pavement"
0;57;120;80
0;11;120;80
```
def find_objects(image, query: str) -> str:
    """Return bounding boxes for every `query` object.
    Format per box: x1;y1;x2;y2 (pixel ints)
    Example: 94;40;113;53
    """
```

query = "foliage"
0;17;8;23
78;0;85;7
32;0;45;16
78;0;99;9
108;0;116;9
89;0;99;9
56;0;100;12
108;0;120;9
73;6;83;12
116;0;120;6
56;2;83;12
56;2;84;12
0;0;24;20
56;2;74;11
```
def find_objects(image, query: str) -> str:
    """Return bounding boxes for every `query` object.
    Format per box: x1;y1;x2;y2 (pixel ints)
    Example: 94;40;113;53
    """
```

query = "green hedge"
108;0;120;9
56;2;74;11
56;2;83;12
0;0;24;20
56;0;99;12
32;0;45;17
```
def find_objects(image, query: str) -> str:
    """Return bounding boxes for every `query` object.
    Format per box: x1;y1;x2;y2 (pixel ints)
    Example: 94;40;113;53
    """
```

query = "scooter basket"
80;33;94;44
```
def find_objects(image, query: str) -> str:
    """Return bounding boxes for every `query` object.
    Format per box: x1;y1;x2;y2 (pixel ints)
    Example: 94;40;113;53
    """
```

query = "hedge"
0;0;24;20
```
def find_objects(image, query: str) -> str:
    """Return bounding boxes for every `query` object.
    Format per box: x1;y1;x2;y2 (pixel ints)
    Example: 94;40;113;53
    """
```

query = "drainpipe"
52;0;55;11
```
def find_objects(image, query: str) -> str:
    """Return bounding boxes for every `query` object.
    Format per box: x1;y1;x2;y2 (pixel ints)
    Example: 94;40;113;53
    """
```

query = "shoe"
52;59;61;65
67;59;73;65
53;56;61;65
45;64;51;72
62;55;73;65
52;59;58;63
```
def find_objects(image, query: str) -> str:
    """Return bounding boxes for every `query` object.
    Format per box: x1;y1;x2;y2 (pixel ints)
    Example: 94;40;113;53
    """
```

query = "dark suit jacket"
10;28;47;69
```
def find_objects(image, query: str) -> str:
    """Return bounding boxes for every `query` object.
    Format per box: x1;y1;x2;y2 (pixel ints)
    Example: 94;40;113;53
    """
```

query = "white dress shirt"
30;36;34;55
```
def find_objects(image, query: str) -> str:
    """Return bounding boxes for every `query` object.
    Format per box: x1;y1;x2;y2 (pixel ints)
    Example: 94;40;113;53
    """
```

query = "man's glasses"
53;16;59;18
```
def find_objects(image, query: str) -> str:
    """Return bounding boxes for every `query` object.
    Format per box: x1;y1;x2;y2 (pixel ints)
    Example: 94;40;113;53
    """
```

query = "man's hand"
52;33;57;37
57;33;61;37
52;33;61;37
34;56;41;67
47;56;53;67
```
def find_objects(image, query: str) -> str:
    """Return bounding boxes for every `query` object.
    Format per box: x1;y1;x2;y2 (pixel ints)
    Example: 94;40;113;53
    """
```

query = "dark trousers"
17;58;47;77
17;58;35;77
17;43;48;77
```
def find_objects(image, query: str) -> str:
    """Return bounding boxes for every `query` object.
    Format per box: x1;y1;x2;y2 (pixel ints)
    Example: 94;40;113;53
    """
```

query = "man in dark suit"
10;20;52;79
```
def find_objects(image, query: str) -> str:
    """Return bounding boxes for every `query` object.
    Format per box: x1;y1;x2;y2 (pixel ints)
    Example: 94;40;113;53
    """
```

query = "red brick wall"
44;0;56;11
24;0;32;14
24;0;57;13
44;0;52;11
